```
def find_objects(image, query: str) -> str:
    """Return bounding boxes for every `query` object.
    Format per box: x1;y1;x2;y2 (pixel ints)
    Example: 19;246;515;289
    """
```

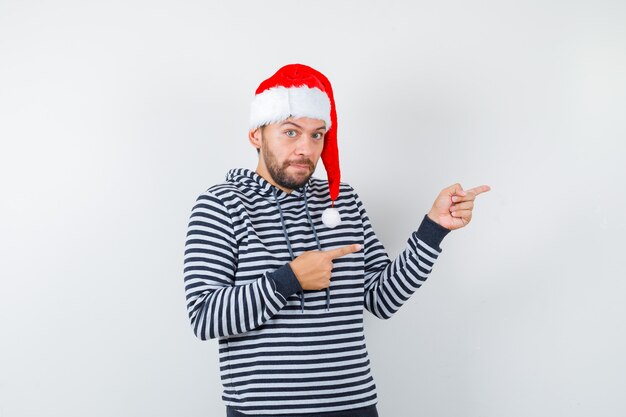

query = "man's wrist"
269;263;303;299
427;212;438;224
416;213;451;250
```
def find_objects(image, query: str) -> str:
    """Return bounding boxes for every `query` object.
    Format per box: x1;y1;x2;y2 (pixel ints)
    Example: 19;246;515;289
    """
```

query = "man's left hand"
427;183;491;231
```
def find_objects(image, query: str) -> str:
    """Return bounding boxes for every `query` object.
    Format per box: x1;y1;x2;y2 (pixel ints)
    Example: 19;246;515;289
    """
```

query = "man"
183;63;491;417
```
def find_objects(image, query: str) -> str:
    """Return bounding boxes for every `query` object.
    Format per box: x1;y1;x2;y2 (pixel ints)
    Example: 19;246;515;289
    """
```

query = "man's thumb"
447;182;466;197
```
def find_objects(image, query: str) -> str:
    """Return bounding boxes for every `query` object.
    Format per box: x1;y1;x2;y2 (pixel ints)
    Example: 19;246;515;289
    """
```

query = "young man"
183;63;490;417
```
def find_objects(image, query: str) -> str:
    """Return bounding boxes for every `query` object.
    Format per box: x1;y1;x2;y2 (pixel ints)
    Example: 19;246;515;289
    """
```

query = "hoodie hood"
225;168;329;312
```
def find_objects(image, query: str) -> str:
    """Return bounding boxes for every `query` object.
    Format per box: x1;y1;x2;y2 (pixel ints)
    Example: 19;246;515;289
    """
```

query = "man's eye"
312;133;324;140
285;130;297;138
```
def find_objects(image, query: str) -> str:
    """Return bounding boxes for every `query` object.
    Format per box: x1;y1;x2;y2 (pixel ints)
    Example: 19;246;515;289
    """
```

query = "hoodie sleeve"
350;186;451;320
183;191;302;340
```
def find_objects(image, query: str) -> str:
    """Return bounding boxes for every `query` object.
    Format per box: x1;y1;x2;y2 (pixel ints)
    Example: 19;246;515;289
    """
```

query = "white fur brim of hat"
249;86;332;130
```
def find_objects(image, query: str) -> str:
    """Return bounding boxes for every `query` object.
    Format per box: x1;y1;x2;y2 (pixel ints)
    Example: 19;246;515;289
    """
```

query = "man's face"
254;117;326;192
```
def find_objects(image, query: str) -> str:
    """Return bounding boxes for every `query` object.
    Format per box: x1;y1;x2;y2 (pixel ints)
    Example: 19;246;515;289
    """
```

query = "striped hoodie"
183;168;450;415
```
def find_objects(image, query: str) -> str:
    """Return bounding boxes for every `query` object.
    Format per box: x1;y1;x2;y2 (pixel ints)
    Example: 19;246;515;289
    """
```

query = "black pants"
226;404;379;417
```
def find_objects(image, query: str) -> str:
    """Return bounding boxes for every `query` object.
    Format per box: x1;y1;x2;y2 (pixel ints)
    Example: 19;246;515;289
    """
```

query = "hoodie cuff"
415;214;451;251
268;263;303;299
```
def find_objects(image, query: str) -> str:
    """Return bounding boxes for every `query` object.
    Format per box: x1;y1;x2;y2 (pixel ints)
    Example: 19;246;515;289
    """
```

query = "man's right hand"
289;244;362;290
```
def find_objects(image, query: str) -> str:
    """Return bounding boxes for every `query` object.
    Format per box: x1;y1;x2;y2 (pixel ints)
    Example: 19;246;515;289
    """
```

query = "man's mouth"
290;162;310;170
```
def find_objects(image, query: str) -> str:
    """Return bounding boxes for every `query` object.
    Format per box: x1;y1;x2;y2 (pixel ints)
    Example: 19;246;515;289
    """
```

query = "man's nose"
295;135;314;155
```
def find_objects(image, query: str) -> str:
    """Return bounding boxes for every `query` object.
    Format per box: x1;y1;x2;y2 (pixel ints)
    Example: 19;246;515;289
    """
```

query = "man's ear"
248;127;262;151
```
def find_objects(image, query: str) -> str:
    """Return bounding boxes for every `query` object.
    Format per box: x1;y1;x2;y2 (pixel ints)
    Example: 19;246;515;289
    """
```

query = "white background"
1;1;625;416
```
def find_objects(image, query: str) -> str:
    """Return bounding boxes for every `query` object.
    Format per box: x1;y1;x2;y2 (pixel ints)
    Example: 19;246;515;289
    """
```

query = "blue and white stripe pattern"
183;168;450;415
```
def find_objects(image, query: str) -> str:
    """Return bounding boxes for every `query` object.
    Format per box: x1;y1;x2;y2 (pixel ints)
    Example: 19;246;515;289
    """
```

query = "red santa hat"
250;63;342;228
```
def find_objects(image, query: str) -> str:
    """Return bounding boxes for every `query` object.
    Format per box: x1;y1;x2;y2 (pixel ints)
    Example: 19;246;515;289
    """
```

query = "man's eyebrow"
280;121;327;131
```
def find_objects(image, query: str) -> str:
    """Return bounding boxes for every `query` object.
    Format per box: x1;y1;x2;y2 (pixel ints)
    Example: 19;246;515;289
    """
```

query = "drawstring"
303;191;328;310
272;188;301;312
272;186;327;313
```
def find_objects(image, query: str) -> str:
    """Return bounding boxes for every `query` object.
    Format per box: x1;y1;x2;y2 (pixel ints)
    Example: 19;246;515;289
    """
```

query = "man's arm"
183;191;302;340
350;186;451;320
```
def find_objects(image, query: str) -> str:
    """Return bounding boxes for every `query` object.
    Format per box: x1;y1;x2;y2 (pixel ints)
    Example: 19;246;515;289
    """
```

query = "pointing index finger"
325;244;362;259
467;185;492;197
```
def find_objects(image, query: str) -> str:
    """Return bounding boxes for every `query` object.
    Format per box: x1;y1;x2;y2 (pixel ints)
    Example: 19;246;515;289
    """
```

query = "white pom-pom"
322;207;342;228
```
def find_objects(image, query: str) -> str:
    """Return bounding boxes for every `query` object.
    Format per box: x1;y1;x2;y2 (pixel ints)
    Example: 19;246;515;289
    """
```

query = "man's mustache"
286;160;313;168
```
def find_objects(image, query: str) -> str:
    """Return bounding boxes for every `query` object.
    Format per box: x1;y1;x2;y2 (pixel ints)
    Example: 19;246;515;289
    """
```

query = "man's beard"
261;135;315;191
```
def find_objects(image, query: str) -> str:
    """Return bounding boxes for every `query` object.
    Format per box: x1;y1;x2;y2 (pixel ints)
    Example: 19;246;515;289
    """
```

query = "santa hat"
250;63;342;228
